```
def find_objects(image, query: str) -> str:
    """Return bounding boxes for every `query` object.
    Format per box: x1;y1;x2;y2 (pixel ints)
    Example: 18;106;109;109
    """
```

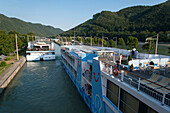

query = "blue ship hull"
63;62;97;113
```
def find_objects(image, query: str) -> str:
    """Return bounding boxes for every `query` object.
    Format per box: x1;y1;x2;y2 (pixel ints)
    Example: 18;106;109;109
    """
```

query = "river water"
0;44;90;113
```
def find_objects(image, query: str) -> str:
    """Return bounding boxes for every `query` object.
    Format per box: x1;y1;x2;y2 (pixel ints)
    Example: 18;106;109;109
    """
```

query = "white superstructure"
61;45;170;113
26;41;55;61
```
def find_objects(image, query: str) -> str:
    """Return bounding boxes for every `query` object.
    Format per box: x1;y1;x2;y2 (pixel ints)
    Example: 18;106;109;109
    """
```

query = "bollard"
138;78;141;91
121;70;124;82
162;88;166;105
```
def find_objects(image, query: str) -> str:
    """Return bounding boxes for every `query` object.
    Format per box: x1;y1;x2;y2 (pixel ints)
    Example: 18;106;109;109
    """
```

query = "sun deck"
61;45;170;112
100;58;170;108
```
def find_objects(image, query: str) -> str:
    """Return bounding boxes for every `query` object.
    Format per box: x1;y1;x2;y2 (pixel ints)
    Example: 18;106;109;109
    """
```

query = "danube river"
0;44;90;113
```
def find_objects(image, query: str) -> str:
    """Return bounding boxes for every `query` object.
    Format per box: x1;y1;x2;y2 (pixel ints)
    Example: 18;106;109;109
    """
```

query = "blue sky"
0;0;167;31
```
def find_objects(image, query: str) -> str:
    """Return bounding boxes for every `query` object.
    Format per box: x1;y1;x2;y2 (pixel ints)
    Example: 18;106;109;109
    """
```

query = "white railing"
120;73;170;106
61;51;77;70
101;62;170;106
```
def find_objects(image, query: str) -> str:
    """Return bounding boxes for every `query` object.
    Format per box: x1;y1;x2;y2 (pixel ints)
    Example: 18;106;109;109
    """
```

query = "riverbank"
0;56;26;94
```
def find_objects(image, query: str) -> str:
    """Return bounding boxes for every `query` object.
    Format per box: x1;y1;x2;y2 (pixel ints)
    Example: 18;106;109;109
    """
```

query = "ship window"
107;80;119;107
120;89;139;113
74;70;77;79
90;65;92;72
52;52;55;55
147;107;157;113
71;66;73;74
138;101;157;113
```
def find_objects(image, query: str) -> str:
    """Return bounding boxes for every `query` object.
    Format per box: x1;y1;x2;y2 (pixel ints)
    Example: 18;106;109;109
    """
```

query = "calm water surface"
0;44;90;113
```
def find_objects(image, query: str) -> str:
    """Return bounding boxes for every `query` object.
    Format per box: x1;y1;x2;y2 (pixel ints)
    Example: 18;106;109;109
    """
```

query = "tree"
103;39;107;46
81;37;85;43
98;38;102;45
108;39;115;47
0;61;7;67
67;37;71;41
128;55;132;61
0;30;28;55
142;40;155;53
8;31;19;35
94;36;98;44
85;37;91;44
118;38;125;46
126;36;138;49
27;32;35;36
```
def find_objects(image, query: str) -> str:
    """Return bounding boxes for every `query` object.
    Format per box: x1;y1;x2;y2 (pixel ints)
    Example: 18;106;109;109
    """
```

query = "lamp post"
113;37;117;48
146;34;159;54
101;33;108;47
155;34;159;54
15;34;19;60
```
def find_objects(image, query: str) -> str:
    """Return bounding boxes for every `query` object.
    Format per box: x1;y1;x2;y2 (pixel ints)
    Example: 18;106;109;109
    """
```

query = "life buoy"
113;68;119;77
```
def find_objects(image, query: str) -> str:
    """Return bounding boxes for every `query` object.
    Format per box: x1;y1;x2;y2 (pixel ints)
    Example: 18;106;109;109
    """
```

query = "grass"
116;44;170;56
137;44;170;56
0;47;26;76
0;54;21;75
0;63;12;75
157;45;170;56
6;55;17;61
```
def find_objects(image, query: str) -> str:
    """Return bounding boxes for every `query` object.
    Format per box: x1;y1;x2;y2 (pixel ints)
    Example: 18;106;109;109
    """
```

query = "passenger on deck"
116;60;120;70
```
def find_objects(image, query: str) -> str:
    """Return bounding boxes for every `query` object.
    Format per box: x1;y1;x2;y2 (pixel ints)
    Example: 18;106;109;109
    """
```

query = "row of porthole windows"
106;80;157;113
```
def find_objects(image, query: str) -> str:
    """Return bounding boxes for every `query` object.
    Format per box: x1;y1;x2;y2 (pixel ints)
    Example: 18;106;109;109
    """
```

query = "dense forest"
61;0;170;42
0;30;35;55
0;14;63;37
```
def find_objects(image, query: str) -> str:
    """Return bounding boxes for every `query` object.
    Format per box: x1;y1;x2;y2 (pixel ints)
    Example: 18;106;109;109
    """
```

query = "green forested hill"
0;14;63;36
62;0;170;42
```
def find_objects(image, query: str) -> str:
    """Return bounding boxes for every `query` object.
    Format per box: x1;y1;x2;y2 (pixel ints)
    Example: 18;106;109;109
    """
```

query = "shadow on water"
0;44;91;113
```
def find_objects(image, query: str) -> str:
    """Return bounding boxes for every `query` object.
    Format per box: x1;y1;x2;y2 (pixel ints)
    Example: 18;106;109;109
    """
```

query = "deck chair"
146;77;170;89
155;86;170;94
143;62;149;67
139;66;147;73
140;74;160;85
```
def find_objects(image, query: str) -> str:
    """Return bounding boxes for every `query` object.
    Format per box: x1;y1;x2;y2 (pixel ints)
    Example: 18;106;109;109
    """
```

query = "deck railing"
27;48;54;51
101;62;170;106
61;51;77;69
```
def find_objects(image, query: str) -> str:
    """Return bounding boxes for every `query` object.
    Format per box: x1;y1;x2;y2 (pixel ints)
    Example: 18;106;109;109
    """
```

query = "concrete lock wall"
0;57;26;94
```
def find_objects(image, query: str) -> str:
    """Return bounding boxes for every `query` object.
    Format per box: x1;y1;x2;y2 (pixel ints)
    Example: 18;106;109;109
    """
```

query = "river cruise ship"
26;41;55;61
61;45;170;113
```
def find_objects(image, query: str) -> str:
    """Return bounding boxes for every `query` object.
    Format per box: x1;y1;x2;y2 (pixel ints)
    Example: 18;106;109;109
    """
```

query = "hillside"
62;0;170;42
0;14;63;36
